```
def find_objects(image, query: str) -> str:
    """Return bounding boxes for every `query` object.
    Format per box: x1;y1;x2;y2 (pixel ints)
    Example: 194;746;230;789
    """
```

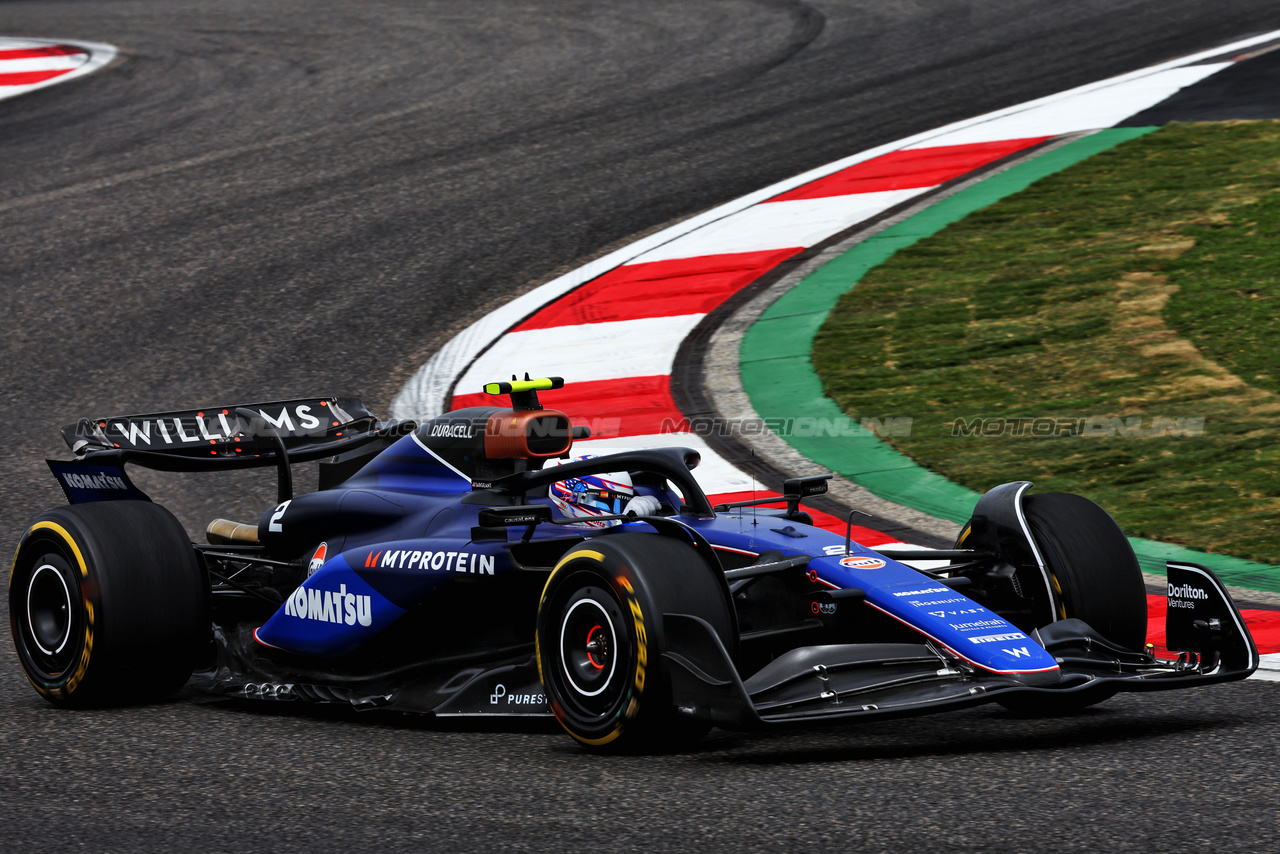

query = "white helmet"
547;456;635;528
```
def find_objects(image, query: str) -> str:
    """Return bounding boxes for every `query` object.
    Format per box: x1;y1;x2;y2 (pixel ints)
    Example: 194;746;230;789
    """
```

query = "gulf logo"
307;542;327;576
839;555;887;570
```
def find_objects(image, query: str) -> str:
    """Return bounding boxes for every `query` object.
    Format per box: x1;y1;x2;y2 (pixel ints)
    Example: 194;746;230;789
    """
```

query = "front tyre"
998;492;1145;715
535;534;734;752
1023;492;1146;650
10;502;207;707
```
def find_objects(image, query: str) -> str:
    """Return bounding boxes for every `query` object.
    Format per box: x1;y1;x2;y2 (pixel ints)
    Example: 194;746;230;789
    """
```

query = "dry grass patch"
814;121;1280;563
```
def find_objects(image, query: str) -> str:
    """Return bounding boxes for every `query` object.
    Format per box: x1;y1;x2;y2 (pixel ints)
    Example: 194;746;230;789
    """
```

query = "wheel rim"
548;579;632;721
28;563;73;656
17;549;82;677
560;597;619;698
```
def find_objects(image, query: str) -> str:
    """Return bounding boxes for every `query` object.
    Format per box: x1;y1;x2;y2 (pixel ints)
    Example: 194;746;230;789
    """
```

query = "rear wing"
62;397;382;464
52;397;414;504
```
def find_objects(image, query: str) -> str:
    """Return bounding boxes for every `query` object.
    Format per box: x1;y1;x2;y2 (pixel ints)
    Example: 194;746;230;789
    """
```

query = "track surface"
4;2;1280;850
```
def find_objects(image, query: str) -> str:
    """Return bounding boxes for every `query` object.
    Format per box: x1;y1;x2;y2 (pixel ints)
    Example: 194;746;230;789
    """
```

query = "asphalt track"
4;2;1280;850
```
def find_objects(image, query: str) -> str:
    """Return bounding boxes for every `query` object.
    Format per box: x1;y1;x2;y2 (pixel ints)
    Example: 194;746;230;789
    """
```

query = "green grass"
812;121;1280;564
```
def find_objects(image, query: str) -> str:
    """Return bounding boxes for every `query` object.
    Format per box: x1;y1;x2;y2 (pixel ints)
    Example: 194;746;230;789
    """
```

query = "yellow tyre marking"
27;521;89;576
15;520;94;696
552;549;604;572
1050;572;1067;620
540;549;605;607
538;547;645;746
538;549;613;740
10;520;88;586
573;724;625;747
626;595;647;692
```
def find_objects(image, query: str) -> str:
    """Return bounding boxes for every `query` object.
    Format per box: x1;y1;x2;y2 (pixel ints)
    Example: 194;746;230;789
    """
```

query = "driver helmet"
547;456;635;528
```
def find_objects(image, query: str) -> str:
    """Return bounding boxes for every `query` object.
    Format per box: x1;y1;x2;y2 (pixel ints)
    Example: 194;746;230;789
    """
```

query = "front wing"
663;561;1258;728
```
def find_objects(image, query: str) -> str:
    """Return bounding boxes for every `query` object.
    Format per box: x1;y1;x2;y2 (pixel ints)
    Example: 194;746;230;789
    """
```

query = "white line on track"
916;64;1231;146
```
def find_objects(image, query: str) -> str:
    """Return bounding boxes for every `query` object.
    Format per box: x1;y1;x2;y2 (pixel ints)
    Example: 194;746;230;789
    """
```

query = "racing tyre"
536;533;734;752
998;492;1145;714
10;502;207;707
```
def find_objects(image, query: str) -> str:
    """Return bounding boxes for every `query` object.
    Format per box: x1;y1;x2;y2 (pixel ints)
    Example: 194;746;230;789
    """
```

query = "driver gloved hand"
623;495;662;517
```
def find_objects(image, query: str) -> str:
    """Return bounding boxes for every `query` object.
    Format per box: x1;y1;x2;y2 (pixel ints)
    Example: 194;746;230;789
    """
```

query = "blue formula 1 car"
10;377;1258;750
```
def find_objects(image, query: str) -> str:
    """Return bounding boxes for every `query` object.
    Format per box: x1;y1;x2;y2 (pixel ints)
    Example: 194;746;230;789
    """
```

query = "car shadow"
194;692;563;735
183;685;1259;762
696;706;1241;765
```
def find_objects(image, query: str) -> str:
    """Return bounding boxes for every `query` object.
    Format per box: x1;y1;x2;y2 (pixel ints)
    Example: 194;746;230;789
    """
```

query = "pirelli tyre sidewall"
1022;492;1147;651
9;501;206;707
998;493;1145;715
536;533;731;750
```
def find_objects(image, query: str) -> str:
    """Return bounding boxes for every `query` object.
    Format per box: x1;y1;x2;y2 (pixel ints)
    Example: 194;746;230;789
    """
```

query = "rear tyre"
10;502;207;707
997;492;1145;715
535;533;734;752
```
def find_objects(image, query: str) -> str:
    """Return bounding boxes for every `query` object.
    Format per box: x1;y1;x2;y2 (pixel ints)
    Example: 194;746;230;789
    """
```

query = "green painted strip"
742;127;1280;594
1129;538;1280;595
745;130;1156;520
